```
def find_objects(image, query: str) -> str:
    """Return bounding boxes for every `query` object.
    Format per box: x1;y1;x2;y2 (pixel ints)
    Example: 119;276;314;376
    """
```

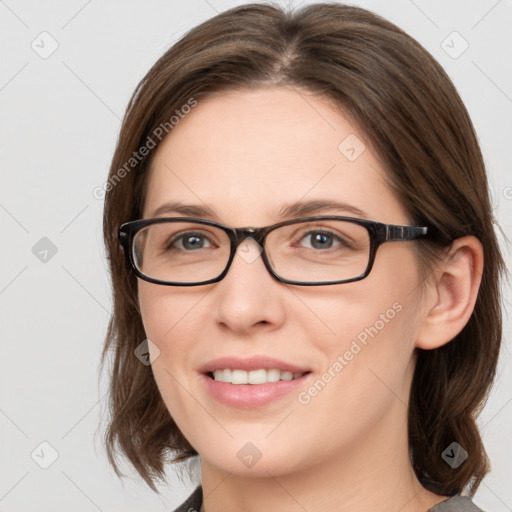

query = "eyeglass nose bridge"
230;226;268;248
224;226;273;271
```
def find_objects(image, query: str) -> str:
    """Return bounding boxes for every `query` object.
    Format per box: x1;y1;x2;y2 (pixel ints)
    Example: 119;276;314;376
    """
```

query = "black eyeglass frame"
118;216;430;286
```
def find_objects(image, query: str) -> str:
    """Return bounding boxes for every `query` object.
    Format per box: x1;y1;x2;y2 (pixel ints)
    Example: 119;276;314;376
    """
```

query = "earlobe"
415;236;484;350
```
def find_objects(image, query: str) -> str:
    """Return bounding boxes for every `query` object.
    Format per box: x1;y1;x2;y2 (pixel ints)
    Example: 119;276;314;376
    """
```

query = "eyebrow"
278;199;366;219
151;201;217;218
149;199;367;221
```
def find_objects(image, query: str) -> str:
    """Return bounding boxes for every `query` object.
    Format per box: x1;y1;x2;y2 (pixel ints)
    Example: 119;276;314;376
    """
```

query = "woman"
101;3;505;511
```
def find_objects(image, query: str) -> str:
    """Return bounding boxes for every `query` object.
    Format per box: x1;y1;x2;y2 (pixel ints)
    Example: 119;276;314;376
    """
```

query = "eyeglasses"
118;216;430;286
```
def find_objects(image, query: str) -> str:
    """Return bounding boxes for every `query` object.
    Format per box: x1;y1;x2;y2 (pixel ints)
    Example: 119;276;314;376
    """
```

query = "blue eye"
299;230;346;250
169;232;213;251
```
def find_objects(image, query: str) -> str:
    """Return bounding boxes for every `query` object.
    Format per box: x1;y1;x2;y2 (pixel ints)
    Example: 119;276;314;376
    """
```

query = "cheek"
298;289;414;394
295;246;422;405
138;283;204;348
287;294;418;463
138;284;205;435
138;284;201;394
298;248;419;356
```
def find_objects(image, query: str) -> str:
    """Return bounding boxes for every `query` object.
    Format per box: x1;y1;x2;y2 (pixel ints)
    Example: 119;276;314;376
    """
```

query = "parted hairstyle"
101;1;505;496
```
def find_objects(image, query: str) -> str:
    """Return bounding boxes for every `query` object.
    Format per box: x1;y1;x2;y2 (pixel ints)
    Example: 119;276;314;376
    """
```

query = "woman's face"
139;87;426;477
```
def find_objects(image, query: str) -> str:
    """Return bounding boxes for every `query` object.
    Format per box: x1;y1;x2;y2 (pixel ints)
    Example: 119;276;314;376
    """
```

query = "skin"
138;87;483;512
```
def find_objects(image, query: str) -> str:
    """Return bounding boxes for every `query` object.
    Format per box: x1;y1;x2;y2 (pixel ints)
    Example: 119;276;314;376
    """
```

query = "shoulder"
170;486;203;512
170;488;488;512
427;494;486;512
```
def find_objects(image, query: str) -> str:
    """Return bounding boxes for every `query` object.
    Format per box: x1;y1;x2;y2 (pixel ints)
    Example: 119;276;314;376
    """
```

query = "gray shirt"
171;486;486;511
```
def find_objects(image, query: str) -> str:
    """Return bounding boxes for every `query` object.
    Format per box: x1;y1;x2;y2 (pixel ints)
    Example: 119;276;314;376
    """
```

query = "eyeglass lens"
132;219;371;284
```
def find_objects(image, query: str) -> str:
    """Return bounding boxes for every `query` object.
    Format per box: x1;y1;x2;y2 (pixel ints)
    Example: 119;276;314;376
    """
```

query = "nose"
212;237;287;334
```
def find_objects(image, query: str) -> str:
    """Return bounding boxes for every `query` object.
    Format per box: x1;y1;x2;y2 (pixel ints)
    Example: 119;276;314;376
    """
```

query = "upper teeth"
212;368;305;385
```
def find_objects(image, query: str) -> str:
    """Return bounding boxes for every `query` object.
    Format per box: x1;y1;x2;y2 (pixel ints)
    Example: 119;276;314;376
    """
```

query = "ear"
415;236;484;350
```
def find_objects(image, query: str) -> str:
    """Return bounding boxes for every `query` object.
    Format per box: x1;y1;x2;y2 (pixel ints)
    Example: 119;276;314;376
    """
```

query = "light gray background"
1;0;511;510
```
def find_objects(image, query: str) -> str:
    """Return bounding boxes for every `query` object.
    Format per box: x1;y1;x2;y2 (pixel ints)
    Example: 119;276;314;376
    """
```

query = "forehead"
143;87;408;225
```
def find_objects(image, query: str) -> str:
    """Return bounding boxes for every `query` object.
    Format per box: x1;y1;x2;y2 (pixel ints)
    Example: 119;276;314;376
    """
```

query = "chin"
198;440;310;477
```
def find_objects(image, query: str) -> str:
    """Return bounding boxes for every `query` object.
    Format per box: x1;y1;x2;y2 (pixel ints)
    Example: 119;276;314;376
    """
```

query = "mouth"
198;356;313;407
206;368;312;385
200;368;314;409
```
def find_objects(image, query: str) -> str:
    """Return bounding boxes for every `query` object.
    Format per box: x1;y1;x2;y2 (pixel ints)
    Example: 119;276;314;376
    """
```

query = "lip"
200;372;313;409
198;355;311;374
198;356;313;409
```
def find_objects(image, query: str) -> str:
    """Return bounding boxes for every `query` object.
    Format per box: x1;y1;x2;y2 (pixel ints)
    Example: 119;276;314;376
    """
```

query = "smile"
209;368;309;384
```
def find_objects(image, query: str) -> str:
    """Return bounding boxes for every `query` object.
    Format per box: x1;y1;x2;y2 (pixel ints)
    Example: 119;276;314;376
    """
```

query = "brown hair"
101;2;505;496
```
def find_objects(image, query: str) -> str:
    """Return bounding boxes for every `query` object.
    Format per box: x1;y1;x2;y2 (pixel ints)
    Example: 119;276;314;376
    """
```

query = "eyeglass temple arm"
385;225;429;241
